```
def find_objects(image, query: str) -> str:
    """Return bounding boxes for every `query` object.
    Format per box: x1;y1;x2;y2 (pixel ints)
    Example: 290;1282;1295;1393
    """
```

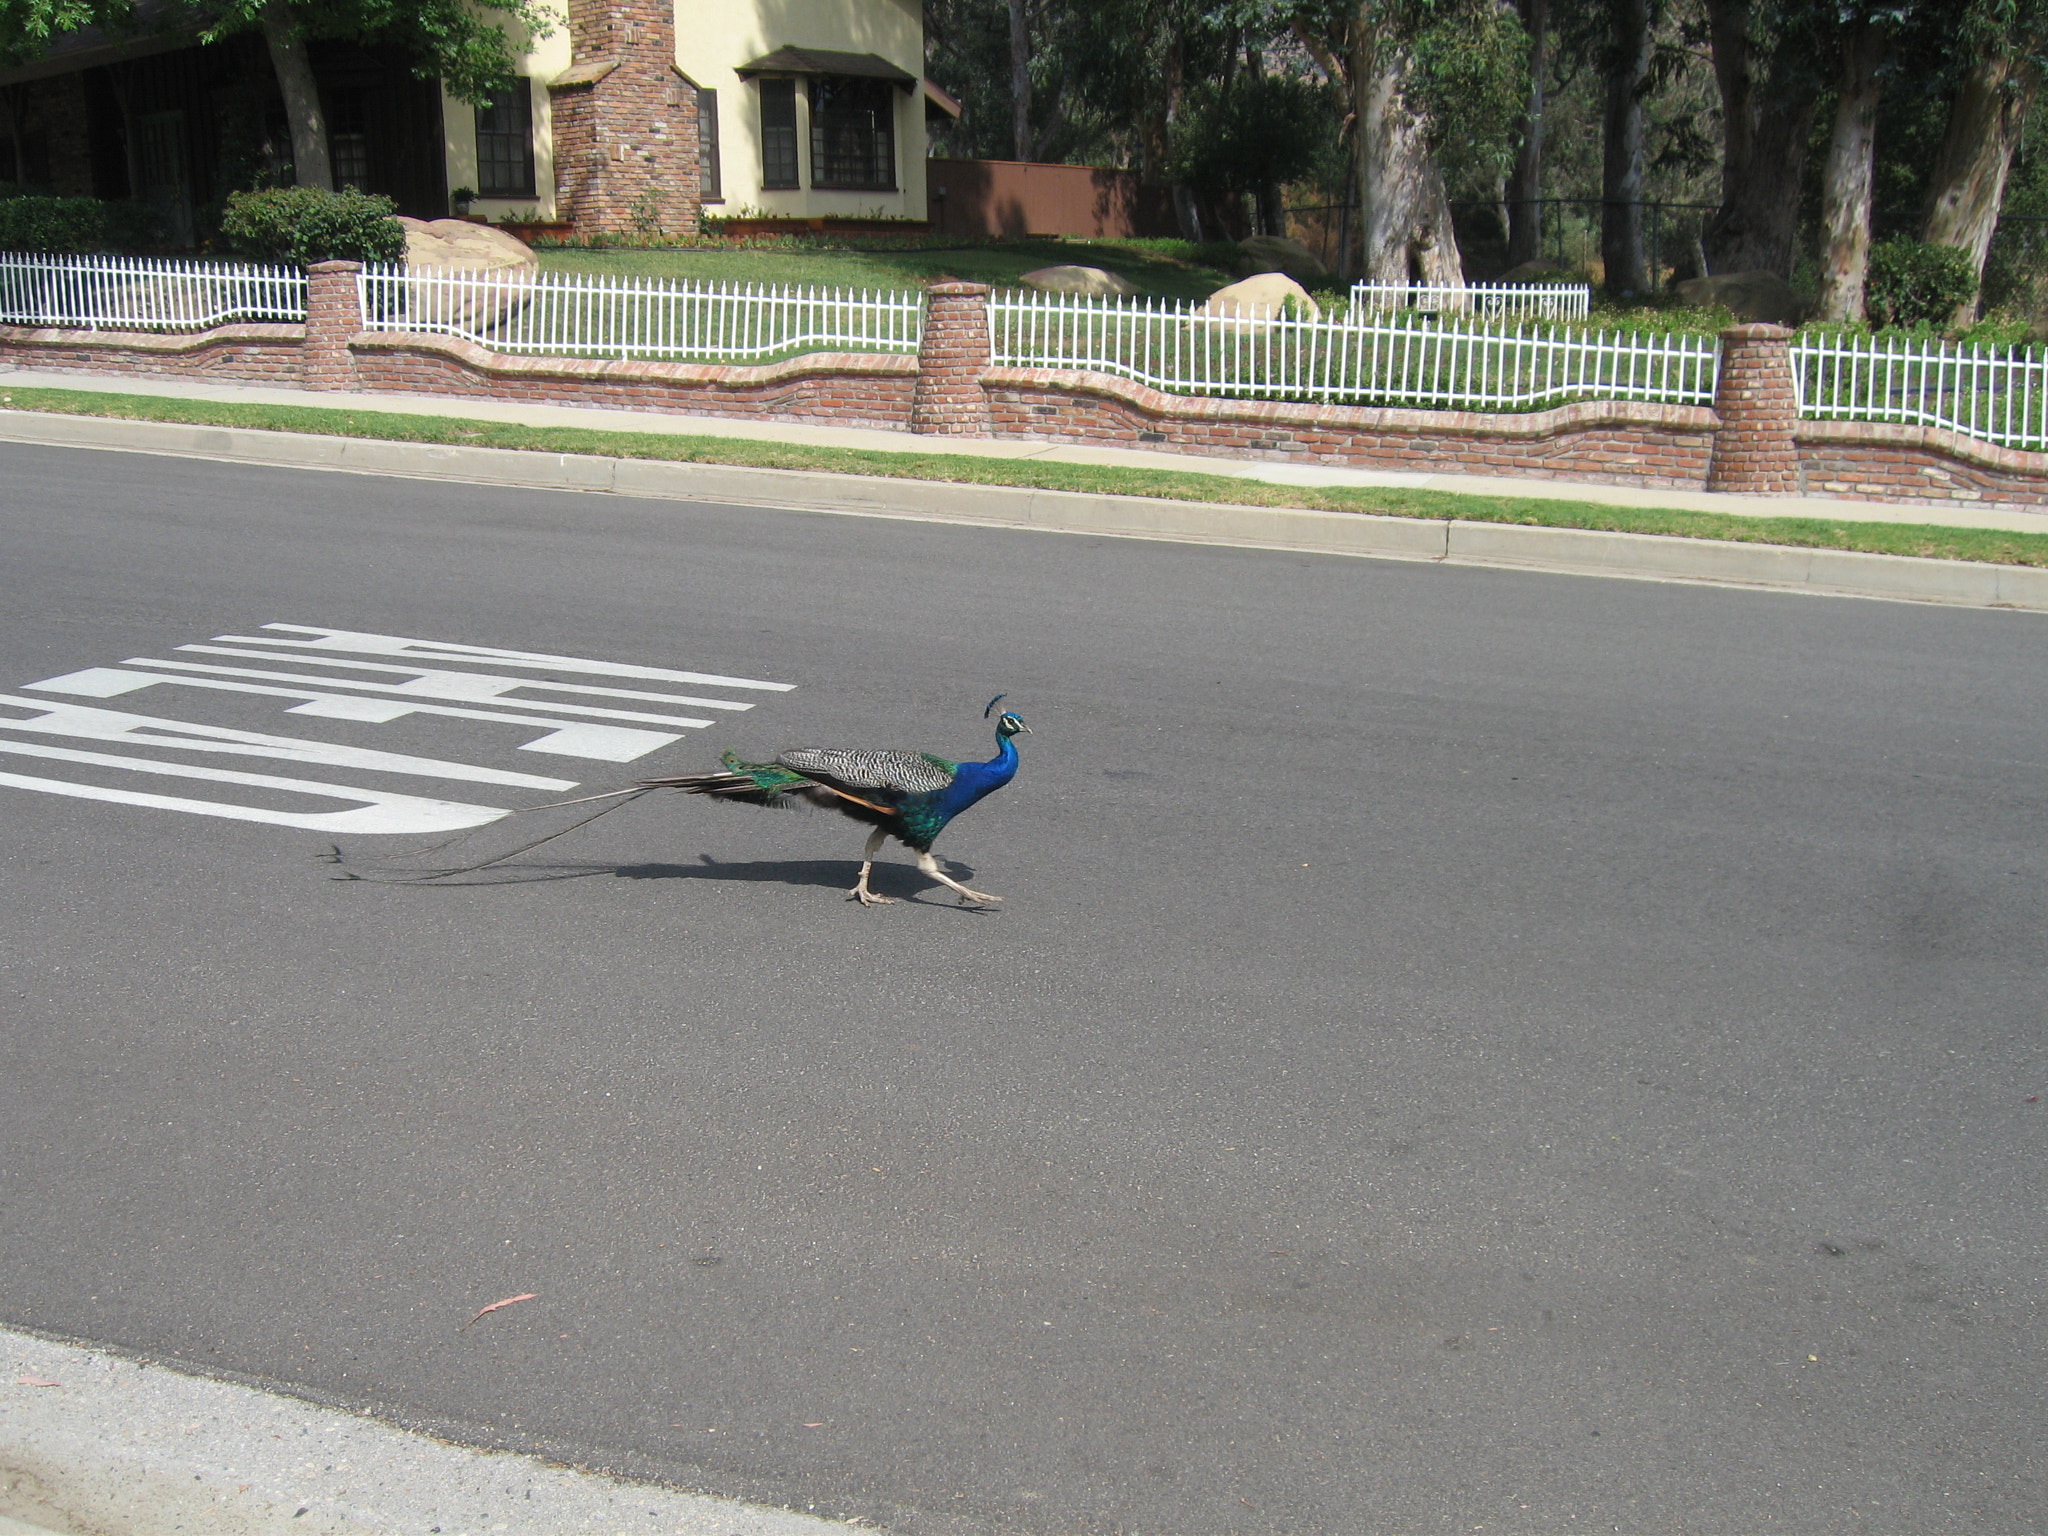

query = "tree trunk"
1701;0;1818;275
260;0;332;191
1923;50;2037;324
1005;0;1033;162
1815;21;1883;323
1354;23;1464;289
1506;0;1547;267
1601;0;1653;295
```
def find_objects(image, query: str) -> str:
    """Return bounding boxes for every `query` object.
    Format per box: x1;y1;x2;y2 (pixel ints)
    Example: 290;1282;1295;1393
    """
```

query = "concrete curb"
3;409;2044;612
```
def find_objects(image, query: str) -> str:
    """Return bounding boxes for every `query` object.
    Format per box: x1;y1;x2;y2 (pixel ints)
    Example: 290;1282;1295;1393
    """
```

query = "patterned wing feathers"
775;747;957;796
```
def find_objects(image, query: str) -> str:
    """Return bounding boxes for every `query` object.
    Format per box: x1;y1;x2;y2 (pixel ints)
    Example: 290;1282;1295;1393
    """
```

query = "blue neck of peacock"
937;731;1019;817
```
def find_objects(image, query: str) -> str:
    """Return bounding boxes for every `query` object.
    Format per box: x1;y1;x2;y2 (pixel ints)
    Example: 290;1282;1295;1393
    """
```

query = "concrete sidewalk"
4;364;2043;535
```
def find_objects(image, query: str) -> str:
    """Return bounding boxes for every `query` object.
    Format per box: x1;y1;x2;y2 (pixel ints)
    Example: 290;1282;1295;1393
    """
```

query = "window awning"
735;47;918;89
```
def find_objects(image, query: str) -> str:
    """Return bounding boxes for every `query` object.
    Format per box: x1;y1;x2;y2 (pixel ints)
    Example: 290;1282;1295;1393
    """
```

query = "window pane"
759;78;798;190
697;86;721;202
474;82;534;198
808;78;894;190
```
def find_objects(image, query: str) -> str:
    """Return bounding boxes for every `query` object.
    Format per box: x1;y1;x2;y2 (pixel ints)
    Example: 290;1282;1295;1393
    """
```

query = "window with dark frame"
474;81;536;199
326;87;370;190
758;78;799;189
697;86;721;201
808;76;895;190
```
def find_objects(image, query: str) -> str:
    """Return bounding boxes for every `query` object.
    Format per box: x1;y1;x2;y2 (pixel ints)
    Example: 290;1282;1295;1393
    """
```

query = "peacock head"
985;694;1029;739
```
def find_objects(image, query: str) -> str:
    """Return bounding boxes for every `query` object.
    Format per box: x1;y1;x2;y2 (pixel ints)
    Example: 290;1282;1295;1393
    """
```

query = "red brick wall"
0;324;305;383
1707;323;1801;494
911;282;994;435
549;0;700;237
349;334;917;429
984;368;1721;488
1797;420;2048;511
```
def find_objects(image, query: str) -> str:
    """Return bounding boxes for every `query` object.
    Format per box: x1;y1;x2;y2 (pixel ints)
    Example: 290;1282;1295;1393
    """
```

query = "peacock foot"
850;885;898;906
953;887;1001;905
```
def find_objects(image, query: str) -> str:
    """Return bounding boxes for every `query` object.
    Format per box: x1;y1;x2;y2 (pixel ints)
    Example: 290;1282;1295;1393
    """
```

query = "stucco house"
0;0;954;241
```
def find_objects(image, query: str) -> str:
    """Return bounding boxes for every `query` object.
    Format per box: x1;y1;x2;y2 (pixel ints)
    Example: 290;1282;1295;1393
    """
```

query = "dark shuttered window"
758;78;799;189
808;77;895;190
697;86;721;201
475;82;535;198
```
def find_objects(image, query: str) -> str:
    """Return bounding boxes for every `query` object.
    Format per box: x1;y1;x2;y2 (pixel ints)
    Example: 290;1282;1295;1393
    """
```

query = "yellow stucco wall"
441;0;928;225
442;0;570;221
677;0;928;221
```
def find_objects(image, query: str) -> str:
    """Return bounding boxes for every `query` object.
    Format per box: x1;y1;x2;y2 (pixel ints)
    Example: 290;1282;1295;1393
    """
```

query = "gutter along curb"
3;409;2045;612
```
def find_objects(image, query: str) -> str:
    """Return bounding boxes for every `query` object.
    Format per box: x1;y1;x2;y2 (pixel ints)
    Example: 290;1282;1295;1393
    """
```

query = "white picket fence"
1793;331;2048;453
357;265;925;363
0;251;305;330
1351;280;1592;323
992;290;1717;411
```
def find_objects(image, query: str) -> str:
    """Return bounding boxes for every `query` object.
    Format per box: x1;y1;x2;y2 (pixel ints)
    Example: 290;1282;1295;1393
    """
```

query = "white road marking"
0;741;509;834
25;668;686;760
118;657;725;729
0;695;576;789
238;626;797;691
169;645;760;711
1;624;796;832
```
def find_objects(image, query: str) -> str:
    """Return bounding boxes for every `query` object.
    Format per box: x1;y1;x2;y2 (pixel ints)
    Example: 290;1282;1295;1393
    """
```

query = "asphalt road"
1;441;2044;1535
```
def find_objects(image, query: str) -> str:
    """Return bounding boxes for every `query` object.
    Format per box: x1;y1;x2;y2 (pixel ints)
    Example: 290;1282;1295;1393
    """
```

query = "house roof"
734;47;917;88
922;78;963;120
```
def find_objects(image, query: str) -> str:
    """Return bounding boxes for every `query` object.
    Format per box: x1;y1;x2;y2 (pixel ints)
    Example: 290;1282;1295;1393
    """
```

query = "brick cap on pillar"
927;281;992;297
307;259;364;274
1720;322;1791;342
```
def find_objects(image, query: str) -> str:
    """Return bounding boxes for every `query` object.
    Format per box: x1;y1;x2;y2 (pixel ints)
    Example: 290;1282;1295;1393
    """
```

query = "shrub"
1867;239;1978;329
220;186;406;265
0;195;109;254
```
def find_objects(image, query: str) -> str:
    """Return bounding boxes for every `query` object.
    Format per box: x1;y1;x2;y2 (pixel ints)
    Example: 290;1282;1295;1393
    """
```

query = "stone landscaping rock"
397;217;539;331
1201;272;1321;322
1020;264;1139;297
1235;234;1330;285
1494;260;1582;285
1672;270;1806;325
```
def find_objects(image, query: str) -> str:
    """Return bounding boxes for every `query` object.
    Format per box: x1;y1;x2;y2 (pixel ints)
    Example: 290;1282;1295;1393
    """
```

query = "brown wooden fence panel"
925;159;1178;240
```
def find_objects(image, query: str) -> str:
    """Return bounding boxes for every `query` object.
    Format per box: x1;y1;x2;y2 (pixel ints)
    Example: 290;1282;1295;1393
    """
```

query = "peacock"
641;696;1029;906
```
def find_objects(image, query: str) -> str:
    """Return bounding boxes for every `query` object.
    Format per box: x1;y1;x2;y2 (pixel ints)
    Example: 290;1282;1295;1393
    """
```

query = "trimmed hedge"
0;195;109;254
1868;240;1978;329
221;186;406;265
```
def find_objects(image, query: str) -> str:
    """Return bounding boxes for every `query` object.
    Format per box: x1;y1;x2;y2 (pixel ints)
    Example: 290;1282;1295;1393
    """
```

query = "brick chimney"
548;0;700;237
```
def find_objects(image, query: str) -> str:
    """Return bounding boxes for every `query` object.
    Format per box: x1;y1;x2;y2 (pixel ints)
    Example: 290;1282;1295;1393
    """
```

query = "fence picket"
1791;331;2048;452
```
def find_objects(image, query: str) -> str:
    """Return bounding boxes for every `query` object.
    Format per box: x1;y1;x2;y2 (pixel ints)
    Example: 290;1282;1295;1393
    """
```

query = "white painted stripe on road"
0;694;577;790
117;657;726;729
244;625;797;690
0;741;510;834
24;669;685;761
171;644;760;710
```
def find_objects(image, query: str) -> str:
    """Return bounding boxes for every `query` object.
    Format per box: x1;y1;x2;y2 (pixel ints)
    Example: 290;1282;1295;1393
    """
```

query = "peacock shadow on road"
359;852;999;906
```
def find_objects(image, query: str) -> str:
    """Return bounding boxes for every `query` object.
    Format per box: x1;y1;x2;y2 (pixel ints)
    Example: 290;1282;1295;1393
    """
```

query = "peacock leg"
850;827;896;905
916;849;1000;905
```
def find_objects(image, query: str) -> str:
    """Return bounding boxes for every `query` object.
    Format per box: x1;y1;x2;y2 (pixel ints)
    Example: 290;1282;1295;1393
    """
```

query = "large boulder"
400;216;539;273
1201;271;1321;322
398;217;539;332
1235;234;1330;286
1020;264;1139;297
1672;270;1806;325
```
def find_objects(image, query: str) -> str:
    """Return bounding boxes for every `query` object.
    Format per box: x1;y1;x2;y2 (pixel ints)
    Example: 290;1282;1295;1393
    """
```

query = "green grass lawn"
536;237;1236;301
5;383;2044;569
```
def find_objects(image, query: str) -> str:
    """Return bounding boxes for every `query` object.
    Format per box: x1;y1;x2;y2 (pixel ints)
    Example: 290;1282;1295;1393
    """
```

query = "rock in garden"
397;217;539;330
1235;234;1330;285
1672;270;1805;325
1201;272;1321;321
1494;260;1581;285
1020;264;1139;296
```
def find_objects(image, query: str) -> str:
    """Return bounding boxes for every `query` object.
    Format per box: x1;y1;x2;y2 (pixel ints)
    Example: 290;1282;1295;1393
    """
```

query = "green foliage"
1867;239;1980;327
0;194;108;253
1168;72;1340;206
1407;0;1531;184
188;0;550;105
220;186;405;264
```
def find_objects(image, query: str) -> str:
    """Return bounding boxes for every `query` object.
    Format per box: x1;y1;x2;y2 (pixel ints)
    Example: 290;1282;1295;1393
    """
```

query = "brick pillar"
547;0;700;238
912;282;993;436
1706;322;1801;495
303;260;363;392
